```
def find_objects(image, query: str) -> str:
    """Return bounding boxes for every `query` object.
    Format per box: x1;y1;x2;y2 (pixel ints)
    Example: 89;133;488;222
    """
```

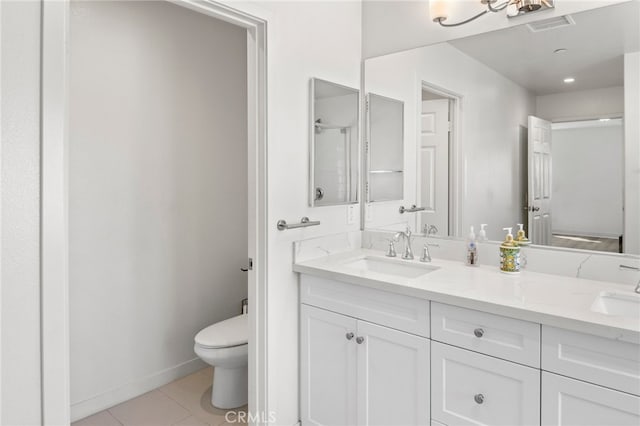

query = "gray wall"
69;0;247;417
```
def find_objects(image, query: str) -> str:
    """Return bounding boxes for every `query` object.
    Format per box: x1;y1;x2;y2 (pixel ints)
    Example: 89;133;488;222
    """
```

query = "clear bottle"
466;226;478;266
478;224;488;242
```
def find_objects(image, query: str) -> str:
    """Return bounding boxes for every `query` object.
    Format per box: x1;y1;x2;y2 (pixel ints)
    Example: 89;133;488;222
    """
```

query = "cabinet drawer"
301;274;430;337
431;302;540;367
542;371;640;426
542;326;640;396
431;341;540;426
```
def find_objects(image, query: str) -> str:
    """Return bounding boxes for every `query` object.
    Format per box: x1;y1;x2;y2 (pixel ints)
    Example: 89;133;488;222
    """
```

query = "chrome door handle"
356;336;365;344
532;206;540;212
346;332;354;340
474;328;484;338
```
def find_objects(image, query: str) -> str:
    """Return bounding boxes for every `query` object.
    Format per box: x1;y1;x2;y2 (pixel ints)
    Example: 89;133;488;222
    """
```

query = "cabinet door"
431;341;540;426
357;320;430;426
301;305;357;426
542;371;640;426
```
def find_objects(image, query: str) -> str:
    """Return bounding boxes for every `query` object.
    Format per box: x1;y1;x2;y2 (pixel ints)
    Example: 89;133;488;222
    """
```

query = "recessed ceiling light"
554;48;568;54
564;77;575;83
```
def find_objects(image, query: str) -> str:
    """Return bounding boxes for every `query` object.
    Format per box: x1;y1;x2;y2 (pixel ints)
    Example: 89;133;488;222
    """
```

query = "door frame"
418;81;463;237
40;1;269;424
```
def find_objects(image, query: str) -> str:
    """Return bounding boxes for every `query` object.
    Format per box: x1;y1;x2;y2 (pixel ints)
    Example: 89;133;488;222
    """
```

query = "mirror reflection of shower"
310;78;360;207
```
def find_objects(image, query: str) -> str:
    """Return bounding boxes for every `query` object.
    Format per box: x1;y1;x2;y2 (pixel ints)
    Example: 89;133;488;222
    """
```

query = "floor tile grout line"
105;408;125;426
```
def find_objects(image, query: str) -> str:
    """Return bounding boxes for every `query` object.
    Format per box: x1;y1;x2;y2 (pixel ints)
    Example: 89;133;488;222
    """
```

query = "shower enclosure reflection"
309;78;360;206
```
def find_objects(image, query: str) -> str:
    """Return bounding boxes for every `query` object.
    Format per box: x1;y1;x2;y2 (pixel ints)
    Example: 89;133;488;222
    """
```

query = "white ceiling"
448;1;640;95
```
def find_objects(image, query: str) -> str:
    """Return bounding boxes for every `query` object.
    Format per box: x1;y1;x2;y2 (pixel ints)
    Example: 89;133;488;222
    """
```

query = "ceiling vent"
527;14;575;32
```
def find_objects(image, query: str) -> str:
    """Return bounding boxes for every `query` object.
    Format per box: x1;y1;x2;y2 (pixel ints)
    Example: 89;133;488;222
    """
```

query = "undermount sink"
343;256;440;278
590;291;640;318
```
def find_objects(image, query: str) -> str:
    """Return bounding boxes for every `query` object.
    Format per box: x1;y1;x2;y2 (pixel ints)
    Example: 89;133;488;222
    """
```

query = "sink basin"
590;291;640;317
343;256;439;278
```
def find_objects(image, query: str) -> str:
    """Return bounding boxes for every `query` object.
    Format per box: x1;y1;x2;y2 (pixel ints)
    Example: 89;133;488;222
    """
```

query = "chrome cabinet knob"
474;328;485;338
474;394;485;404
356;336;365;344
346;332;354;340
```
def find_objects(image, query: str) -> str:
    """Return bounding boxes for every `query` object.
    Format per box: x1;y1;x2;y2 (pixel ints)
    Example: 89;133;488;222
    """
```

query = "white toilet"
194;313;248;409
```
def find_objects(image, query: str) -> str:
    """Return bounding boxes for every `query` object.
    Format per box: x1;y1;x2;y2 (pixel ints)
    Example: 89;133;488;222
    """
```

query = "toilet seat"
195;314;248;349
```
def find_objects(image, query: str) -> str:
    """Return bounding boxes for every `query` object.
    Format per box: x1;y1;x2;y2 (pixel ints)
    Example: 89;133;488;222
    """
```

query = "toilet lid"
195;314;248;349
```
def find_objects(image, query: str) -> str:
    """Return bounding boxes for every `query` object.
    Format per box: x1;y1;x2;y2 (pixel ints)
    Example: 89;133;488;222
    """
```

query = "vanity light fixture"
429;0;555;27
563;77;575;83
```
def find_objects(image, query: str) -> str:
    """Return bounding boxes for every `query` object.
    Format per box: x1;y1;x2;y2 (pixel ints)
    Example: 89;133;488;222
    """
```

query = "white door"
431;341;540;426
542;372;640;426
300;305;357;426
418;99;449;235
528;115;553;245
356;320;430;426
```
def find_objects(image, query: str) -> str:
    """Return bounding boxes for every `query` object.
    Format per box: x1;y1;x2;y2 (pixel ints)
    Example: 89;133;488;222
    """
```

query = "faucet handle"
420;244;432;263
386;239;397;257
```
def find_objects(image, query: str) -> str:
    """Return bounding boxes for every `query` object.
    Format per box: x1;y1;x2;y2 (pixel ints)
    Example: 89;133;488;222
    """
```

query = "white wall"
624;51;640;254
362;0;629;58
536;86;624;121
69;1;247;418
364;42;535;241
0;1;43;424
552;122;623;237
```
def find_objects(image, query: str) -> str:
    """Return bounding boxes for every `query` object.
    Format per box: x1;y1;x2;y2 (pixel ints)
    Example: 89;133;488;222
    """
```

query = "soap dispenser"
515;223;530;246
478;224;488;242
499;227;521;274
466;226;478;266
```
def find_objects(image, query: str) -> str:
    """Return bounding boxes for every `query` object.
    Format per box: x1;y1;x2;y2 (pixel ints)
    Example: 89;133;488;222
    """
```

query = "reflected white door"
418;99;449;235
528;115;553;245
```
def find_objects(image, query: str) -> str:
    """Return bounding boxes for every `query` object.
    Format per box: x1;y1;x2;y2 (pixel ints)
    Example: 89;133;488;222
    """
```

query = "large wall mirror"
363;1;639;255
310;78;360;207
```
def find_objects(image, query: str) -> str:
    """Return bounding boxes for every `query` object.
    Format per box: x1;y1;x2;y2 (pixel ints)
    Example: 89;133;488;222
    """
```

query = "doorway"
41;1;268;424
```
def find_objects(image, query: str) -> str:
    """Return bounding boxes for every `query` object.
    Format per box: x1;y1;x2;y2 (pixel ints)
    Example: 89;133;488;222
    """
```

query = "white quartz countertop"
293;249;640;343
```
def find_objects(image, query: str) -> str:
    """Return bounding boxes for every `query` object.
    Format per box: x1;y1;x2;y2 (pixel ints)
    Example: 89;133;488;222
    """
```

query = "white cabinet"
431;302;540;368
542;372;640;426
301;304;430;426
357;320;430;426
431;341;540;426
300;305;358;426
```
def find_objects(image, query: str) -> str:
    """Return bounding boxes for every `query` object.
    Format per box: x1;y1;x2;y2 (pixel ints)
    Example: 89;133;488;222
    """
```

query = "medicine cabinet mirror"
365;93;404;203
309;78;360;207
362;1;640;255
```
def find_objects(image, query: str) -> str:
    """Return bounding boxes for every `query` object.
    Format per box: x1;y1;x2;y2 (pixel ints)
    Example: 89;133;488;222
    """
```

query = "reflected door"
418;99;449;235
527;115;552;245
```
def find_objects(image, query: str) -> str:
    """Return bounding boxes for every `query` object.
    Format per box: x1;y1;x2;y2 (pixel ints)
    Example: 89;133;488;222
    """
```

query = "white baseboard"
70;357;207;422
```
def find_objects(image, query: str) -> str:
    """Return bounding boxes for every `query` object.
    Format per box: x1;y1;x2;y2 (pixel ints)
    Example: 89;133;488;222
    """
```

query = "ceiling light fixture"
563;77;575;83
430;0;555;27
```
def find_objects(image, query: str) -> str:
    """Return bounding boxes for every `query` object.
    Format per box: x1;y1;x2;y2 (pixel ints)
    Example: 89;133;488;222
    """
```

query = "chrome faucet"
619;265;640;294
394;227;414;260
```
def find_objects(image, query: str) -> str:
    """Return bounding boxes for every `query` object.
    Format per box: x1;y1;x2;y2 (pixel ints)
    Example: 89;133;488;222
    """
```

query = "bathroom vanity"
294;251;640;426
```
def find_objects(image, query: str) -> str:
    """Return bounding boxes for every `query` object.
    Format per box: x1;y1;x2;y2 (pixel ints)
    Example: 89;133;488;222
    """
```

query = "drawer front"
431;302;541;367
542;326;640;396
431;341;540;426
542;371;640;426
301;274;430;337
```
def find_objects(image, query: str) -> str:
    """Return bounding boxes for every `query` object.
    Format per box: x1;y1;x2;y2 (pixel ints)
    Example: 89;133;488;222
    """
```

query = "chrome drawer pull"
474;394;485;404
474;328;485;338
346;332;354;340
356;336;365;344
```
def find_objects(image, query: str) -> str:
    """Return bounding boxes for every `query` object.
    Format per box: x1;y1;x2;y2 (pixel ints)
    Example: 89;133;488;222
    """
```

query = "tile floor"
72;367;248;426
